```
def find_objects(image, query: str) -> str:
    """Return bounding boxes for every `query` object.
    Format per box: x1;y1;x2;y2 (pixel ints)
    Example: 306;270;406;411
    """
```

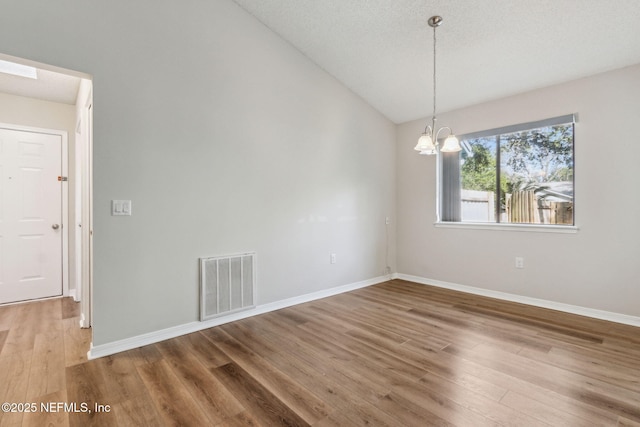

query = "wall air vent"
199;252;256;321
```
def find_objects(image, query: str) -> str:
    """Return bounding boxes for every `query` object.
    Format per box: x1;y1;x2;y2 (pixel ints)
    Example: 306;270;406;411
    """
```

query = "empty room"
0;0;639;426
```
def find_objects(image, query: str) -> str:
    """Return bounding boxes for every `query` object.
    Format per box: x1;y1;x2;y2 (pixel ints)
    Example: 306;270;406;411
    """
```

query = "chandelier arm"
434;126;453;141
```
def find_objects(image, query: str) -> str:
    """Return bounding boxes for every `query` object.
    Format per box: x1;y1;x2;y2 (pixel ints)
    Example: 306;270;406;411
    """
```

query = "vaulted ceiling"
2;2;639;120
232;0;640;123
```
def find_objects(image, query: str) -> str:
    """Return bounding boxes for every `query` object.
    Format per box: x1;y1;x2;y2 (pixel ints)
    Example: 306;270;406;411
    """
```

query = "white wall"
0;92;77;292
0;0;396;345
397;64;640;318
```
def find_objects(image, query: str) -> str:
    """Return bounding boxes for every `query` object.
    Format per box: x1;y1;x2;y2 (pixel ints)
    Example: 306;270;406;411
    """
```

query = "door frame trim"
0;122;69;299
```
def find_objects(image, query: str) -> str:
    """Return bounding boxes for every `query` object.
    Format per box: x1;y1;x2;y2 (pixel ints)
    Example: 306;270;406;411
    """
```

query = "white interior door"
0;127;62;304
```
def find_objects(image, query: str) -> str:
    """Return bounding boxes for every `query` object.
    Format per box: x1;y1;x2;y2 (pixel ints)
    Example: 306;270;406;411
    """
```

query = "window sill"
434;221;579;234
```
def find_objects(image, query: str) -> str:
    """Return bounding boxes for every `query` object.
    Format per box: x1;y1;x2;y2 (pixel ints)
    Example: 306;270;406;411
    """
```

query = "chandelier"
414;16;461;155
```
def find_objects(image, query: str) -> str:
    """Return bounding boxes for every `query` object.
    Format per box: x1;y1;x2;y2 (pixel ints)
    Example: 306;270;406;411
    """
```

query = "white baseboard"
396;273;640;328
88;274;391;360
68;288;79;302
89;271;638;360
79;312;88;328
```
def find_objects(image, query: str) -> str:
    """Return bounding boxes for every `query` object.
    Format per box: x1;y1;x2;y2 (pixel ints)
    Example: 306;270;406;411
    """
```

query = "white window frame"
435;114;578;233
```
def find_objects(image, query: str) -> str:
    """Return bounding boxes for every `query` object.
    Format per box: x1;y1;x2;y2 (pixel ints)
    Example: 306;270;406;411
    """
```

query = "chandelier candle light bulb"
414;15;461;155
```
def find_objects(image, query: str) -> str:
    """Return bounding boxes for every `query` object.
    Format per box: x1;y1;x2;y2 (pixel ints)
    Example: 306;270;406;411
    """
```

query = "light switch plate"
112;200;132;216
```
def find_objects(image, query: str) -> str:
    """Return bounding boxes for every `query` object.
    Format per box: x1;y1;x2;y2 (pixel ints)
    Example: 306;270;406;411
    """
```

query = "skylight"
0;59;37;79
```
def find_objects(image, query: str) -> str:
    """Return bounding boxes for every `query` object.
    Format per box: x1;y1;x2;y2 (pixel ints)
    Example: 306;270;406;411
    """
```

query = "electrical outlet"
515;257;524;269
330;253;337;264
385;217;390;225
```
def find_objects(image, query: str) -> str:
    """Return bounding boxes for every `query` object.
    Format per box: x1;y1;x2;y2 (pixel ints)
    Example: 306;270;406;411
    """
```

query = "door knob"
52;224;60;230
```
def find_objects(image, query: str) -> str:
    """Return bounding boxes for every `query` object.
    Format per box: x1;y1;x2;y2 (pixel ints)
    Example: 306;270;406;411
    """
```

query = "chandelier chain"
432;22;437;120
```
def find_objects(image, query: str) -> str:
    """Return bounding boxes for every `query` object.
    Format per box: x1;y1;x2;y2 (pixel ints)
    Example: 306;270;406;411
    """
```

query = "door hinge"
58;176;68;181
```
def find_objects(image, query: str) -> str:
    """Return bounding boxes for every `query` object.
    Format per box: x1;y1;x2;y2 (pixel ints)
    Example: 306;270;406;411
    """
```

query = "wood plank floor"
0;296;91;427
1;279;639;426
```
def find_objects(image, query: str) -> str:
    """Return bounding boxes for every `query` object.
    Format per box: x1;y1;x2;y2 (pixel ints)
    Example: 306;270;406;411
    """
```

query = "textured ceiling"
232;0;640;123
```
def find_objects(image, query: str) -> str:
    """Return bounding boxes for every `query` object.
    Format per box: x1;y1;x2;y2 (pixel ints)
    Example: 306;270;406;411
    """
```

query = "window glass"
451;118;574;225
461;137;498;222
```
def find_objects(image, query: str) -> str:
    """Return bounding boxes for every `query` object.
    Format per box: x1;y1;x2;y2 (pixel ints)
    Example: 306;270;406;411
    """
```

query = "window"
440;115;575;226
